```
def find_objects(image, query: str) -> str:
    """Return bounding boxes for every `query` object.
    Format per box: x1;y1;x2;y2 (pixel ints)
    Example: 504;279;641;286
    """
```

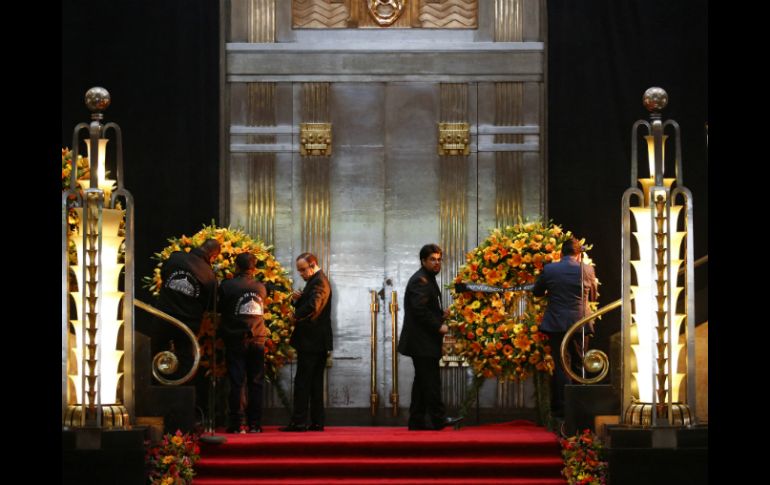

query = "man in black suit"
398;244;463;431
280;252;333;432
533;237;598;419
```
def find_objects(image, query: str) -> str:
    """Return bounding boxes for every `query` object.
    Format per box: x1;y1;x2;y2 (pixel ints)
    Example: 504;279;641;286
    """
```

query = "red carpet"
194;420;565;484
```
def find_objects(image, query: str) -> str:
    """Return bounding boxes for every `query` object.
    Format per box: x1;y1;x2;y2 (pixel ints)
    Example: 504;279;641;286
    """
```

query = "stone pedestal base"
607;425;708;485
62;427;147;485
564;384;619;435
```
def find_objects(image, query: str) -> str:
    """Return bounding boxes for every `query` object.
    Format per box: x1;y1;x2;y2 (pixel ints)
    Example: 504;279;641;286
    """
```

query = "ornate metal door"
223;0;547;421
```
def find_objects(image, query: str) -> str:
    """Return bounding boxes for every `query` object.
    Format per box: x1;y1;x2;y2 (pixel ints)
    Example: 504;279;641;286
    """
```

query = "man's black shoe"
307;424;325;431
226;426;246;434
248;425;263;433
440;416;464;429
279;423;307;432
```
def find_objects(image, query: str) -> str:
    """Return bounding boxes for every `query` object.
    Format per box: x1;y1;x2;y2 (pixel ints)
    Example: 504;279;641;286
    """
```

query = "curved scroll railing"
134;299;201;386
563;254;708;384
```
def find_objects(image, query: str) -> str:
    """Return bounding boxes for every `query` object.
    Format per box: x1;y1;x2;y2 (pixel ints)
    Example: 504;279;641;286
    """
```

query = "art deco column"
621;87;696;427
494;0;525;227
438;83;470;408
300;82;332;272
438;83;469;306
62;87;135;428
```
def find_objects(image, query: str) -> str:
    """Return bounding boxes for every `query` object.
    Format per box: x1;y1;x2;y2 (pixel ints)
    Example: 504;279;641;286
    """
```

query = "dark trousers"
545;331;581;417
409;356;446;429
290;351;327;426
225;337;265;427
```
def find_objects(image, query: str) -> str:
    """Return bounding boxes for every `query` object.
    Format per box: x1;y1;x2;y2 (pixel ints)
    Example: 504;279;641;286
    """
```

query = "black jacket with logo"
157;248;217;331
218;274;268;344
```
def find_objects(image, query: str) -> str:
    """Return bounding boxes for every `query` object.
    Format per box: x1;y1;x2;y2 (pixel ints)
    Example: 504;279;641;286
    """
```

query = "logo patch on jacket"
165;270;200;297
236;293;264;316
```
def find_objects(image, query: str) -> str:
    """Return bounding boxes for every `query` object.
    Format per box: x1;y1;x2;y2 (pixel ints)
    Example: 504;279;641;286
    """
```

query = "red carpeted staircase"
194;420;566;484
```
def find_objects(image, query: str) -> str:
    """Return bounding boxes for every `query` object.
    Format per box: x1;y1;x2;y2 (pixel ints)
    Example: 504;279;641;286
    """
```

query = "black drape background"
547;0;708;360
62;0;220;304
62;0;707;382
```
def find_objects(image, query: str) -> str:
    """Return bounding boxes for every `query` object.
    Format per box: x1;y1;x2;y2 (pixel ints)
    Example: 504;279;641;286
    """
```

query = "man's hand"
443;309;450;319
291;289;302;302
439;324;449;335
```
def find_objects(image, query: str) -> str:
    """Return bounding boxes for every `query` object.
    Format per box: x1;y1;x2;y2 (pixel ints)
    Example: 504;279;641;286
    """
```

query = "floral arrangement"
447;221;597;381
146;430;201;485
560;428;608;485
61;147;90;190
143;223;295;379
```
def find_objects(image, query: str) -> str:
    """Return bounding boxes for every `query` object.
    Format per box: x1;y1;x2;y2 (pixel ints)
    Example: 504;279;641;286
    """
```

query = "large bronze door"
326;82;474;419
223;0;547;422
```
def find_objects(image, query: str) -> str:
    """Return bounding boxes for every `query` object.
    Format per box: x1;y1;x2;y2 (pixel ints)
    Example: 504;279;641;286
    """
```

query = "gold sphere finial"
642;87;668;113
85;86;111;113
583;349;605;374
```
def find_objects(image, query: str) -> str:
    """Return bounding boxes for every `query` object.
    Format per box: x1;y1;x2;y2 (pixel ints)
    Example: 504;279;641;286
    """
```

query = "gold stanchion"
389;290;399;416
370;290;380;416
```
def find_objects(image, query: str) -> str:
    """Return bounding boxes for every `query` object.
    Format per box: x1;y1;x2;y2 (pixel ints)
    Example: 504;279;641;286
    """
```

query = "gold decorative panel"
293;0;349;28
292;0;476;28
438;122;470;156
494;82;524;228
420;0;477;29
300;123;333;156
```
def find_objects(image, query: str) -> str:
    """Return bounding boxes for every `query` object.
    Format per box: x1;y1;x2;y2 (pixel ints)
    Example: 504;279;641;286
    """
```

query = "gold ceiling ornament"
367;0;406;26
300;122;333;156
438;122;470;156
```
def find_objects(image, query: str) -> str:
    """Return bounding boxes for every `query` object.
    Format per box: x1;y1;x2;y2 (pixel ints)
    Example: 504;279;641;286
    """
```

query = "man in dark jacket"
280;252;332;432
533;237;598;418
398;244;463;431
219;252;267;434
155;238;221;380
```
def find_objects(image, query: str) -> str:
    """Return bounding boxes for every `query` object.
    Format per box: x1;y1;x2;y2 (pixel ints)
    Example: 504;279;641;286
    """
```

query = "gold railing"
563;255;708;384
134;299;201;386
